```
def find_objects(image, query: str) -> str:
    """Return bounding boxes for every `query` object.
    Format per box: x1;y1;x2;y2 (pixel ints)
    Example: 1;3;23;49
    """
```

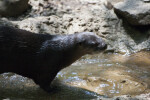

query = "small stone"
120;80;126;83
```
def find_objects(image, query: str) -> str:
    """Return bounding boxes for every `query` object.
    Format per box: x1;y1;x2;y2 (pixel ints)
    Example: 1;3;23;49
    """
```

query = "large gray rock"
114;0;150;25
0;0;29;17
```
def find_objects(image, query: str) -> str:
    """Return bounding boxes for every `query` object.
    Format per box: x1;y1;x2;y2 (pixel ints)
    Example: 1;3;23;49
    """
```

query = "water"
0;51;150;99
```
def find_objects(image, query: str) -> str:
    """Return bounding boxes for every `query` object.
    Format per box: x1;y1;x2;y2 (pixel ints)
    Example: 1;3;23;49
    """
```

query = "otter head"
76;32;107;54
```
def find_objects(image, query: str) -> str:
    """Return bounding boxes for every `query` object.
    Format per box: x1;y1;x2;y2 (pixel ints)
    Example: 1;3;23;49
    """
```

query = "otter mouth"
95;43;107;52
88;44;107;54
95;47;107;53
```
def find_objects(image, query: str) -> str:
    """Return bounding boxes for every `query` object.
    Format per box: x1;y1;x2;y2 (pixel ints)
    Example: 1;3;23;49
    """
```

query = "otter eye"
78;39;86;46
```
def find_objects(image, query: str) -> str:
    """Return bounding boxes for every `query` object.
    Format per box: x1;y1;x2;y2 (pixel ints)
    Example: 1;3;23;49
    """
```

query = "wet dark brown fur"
0;26;107;92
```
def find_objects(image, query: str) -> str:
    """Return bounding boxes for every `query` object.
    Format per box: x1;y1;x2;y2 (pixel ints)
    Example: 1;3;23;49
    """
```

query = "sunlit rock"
114;0;150;25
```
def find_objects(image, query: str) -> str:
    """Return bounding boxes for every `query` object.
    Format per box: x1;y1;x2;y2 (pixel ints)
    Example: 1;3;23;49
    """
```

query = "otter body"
0;26;107;92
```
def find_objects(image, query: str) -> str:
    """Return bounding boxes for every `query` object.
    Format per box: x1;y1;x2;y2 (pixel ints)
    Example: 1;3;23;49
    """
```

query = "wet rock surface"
114;0;150;25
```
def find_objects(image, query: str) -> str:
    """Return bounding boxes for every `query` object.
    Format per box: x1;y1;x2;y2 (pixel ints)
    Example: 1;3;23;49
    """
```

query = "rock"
12;16;66;34
0;0;29;17
143;0;150;3
113;93;150;100
114;0;150;25
0;18;13;26
103;1;114;10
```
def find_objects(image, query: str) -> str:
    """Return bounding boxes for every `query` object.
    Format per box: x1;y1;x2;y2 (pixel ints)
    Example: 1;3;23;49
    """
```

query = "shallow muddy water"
0;51;150;100
58;51;150;97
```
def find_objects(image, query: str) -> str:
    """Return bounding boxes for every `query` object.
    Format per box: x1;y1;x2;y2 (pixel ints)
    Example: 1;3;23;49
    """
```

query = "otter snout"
95;39;107;52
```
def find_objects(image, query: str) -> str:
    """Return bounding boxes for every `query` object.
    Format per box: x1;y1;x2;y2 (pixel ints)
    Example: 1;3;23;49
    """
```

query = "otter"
0;26;107;92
